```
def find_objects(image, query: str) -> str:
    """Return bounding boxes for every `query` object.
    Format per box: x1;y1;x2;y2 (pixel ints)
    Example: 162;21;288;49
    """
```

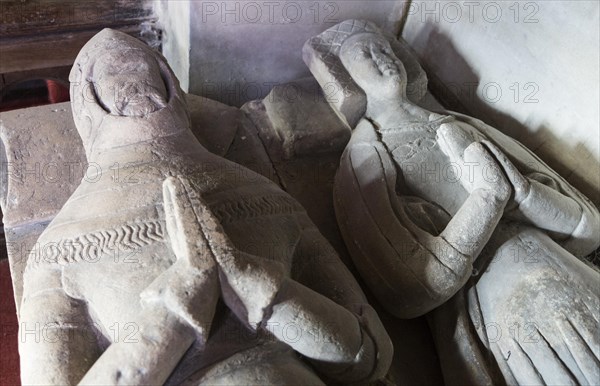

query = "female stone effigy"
305;19;600;385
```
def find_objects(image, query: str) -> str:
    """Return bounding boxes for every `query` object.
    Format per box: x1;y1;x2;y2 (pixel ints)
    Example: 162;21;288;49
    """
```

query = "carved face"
92;49;167;117
69;29;191;155
339;33;407;101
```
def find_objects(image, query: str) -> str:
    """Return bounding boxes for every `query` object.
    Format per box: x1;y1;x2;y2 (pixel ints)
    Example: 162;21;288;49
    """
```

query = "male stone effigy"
15;29;392;384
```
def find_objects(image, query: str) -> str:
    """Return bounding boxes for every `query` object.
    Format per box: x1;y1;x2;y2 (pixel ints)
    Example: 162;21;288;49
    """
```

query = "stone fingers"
162;176;216;272
215;248;287;327
481;139;530;204
436;122;474;162
557;315;600;384
463;142;511;200
162;177;287;328
139;261;219;343
494;335;546;385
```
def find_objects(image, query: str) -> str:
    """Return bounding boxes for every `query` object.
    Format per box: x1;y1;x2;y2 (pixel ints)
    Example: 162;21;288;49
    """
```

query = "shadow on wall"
413;24;600;206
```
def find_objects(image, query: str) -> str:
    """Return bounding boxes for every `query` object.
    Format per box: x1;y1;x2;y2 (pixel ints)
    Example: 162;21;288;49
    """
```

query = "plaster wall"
155;0;191;90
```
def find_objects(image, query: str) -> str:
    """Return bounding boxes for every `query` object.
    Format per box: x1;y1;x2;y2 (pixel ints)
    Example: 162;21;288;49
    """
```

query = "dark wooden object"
1;0;159;75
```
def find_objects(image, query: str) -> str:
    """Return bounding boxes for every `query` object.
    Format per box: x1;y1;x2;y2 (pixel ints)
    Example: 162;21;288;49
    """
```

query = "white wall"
155;0;191;90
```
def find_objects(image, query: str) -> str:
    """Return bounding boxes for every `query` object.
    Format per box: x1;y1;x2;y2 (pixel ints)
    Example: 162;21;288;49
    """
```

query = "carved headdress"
303;20;428;128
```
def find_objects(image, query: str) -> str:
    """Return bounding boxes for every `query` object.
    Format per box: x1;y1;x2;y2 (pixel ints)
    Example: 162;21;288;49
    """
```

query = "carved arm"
19;267;103;385
482;139;600;257
190;186;392;383
331;121;511;318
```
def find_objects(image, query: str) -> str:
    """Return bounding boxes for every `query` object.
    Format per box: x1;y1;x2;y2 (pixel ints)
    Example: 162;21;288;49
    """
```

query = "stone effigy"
0;93;244;315
306;20;600;385
17;29;392;385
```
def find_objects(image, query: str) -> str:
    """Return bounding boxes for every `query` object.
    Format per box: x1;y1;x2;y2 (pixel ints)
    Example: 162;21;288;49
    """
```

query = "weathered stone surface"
0;96;240;223
303;19;428;128
308;20;600;385
241;77;354;270
242;61;445;386
14;28;392;385
3;222;51;313
1;105;87;310
244;77;351;161
2;28;447;386
0;104;85;228
0;95;242;312
186;93;239;157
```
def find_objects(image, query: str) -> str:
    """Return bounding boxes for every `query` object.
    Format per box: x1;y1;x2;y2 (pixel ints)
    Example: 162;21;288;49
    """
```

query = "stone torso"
25;147;309;371
355;114;489;216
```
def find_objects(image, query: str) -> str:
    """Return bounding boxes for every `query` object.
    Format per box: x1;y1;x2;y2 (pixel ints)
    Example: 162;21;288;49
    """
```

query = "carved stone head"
92;48;167;117
68;29;190;157
339;32;408;102
303;19;428;128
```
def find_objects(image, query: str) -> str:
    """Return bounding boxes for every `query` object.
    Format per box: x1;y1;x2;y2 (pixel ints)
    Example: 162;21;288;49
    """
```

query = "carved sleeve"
275;223;393;383
19;266;102;385
452;112;600;258
508;171;600;257
334;142;492;318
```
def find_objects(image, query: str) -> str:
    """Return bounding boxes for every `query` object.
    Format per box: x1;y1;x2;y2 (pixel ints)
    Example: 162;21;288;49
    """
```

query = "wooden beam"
0;25;155;74
0;1;158;74
0;0;153;38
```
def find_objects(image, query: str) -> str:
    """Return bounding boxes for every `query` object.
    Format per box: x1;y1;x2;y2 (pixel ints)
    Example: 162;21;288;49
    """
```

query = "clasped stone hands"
141;176;286;341
436;123;530;209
